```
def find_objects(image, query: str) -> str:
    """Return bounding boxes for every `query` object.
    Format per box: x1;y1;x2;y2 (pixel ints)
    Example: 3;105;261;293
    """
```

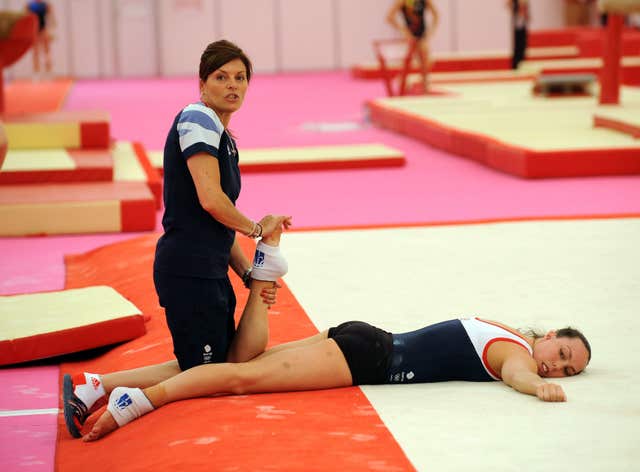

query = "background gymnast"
26;0;55;79
386;0;439;92
63;227;591;442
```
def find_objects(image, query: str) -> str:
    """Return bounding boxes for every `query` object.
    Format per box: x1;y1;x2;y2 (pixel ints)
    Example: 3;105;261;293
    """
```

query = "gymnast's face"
532;331;589;378
200;58;248;116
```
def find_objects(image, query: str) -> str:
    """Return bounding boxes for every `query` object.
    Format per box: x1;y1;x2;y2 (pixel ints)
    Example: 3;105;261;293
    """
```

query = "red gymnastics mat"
55;235;414;472
3;79;74;117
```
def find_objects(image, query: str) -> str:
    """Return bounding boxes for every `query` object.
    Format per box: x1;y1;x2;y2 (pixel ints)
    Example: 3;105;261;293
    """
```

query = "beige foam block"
5;122;80;149
0;200;121;236
2;149;75;171
112;141;146;182
0;286;141;339
0;181;154;236
520;58;601;74
282;217;640;471
240;144;403;164
148;144;403;168
526;46;579;58
148;150;162;169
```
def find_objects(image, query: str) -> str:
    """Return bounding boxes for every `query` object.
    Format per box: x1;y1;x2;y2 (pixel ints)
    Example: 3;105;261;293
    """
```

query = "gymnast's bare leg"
84;251;351;441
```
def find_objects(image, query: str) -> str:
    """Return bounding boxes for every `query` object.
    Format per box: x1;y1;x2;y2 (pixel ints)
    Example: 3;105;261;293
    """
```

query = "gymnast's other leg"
416;38;431;92
226;226;288;363
84;327;352;441
42;32;52;74
32;35;42;76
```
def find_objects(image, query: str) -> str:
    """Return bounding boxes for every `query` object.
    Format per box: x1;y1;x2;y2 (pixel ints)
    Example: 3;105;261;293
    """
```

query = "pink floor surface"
1;71;639;471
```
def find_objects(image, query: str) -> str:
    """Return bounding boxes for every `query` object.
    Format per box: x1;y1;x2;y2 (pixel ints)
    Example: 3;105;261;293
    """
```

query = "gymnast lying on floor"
63;228;591;441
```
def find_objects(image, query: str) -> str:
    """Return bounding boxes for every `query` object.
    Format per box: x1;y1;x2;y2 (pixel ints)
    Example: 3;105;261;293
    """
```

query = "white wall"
4;0;578;79
114;0;158;76
530;0;566;30
157;0;217;76
456;0;512;52
219;0;278;73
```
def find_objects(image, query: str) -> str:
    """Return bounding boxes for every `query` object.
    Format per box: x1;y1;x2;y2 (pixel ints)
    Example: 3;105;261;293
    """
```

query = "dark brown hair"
521;326;592;363
556;327;592;363
199;39;253;83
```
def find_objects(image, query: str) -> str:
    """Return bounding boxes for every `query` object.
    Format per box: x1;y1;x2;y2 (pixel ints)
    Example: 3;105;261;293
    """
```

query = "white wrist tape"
251;241;288;281
107;387;154;427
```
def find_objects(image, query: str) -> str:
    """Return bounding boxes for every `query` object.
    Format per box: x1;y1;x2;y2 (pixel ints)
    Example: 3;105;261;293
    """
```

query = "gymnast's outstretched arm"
500;350;567;402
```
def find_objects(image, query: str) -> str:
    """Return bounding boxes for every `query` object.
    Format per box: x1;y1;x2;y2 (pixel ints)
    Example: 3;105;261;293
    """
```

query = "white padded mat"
147;143;403;169
2;150;75;172
282;218;640;472
112;141;146;182
374;82;640;151
0;285;141;338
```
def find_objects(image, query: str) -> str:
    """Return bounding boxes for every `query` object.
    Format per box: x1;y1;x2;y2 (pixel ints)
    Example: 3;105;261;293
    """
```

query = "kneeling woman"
72;240;591;441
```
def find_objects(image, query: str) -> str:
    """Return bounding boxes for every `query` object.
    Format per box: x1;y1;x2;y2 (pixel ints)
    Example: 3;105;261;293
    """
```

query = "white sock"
107;387;155;427
75;372;106;410
251;241;288;281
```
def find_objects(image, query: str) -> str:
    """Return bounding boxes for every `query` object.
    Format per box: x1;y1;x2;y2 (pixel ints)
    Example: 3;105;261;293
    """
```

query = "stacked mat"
0;285;147;366
0;112;160;236
147;143;406;175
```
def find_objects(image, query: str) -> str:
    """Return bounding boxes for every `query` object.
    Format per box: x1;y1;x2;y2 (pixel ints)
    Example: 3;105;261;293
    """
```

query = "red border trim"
594;115;640;138
482;338;531;380
132;141;163;208
239;156;405;173
289;213;640;233
80;122;110;149
0;314;146;366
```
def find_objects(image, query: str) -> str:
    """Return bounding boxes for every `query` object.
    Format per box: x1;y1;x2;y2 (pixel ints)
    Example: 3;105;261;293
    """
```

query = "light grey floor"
282;217;640;472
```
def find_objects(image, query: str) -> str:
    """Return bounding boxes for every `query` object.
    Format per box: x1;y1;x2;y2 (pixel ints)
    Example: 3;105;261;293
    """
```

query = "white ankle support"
251;241;288;281
107;387;154;427
75;372;106;410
